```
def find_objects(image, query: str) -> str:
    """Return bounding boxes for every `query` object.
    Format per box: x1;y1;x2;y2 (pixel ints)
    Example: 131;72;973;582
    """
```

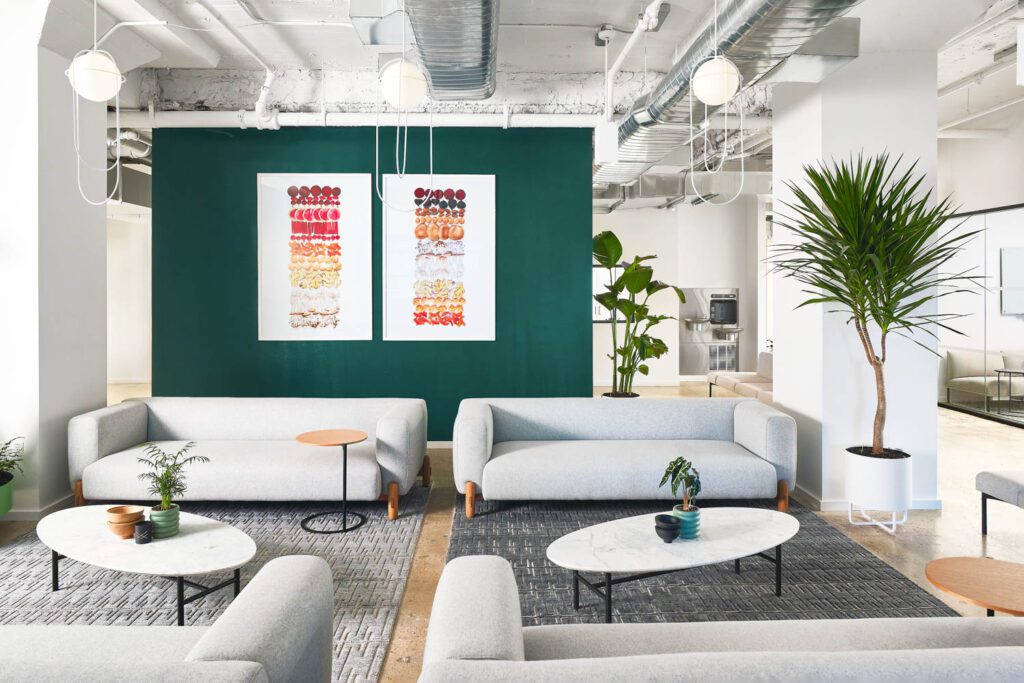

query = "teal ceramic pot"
672;505;701;539
150;504;180;539
0;473;13;517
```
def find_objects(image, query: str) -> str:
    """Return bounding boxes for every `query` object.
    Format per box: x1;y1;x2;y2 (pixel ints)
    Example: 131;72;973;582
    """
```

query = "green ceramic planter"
672;505;700;540
150;504;180;539
0;473;13;517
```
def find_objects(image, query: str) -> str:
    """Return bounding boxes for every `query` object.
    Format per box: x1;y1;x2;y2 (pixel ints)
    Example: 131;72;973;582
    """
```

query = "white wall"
939;125;1024;213
107;219;152;383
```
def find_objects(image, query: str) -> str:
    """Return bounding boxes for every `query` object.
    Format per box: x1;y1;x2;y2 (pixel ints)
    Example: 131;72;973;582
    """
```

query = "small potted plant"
137;442;208;539
660;456;702;539
0;437;25;518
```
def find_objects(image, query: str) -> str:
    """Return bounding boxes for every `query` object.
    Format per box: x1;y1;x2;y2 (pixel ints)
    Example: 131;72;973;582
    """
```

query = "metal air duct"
404;0;500;100
593;0;863;185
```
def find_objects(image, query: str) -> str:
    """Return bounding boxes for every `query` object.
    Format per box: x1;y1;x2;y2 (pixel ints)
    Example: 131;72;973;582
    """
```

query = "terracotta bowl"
107;520;137;539
106;505;145;525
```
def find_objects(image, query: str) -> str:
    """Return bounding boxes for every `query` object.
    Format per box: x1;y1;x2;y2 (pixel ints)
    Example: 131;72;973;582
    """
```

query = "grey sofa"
978;469;1024;535
420;555;1024;682
0;555;333;682
452;397;795;517
69;397;429;519
708;350;773;404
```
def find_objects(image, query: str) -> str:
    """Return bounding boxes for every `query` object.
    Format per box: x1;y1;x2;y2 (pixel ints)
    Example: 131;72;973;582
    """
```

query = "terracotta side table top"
296;429;367;447
925;556;1024;616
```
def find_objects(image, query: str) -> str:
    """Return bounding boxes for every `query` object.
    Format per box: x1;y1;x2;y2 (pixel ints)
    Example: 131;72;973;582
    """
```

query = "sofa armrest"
423;556;525;666
67;402;149;485
733;400;797;487
187;556;333;683
376;400;428;494
453;400;493;494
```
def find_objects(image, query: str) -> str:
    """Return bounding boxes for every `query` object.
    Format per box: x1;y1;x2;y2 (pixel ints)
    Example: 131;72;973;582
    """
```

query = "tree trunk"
872;360;886;455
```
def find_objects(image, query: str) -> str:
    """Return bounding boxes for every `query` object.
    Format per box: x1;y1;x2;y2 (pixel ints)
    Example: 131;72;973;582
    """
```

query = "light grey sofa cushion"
0;624;205;662
187;555;334;683
733;381;773;399
977;470;1024;507
948;376;1001;397
3;659;268;683
419;647;1024;682
423;556;525;664
482;440;777;500
711;372;759;391
68;401;148;482
946;348;1001;380
733;400;797;487
83;440;382;501
756;351;773;380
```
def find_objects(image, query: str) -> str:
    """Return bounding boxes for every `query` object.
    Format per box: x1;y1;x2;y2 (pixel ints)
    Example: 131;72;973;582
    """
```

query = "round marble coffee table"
37;505;256;625
547;507;800;622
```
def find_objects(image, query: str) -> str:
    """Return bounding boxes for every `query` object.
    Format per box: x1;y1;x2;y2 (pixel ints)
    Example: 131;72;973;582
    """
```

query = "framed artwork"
382;174;496;341
592;264;625;323
257;173;372;340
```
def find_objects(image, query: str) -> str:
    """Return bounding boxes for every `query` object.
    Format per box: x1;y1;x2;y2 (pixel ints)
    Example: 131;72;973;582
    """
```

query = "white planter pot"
845;447;912;512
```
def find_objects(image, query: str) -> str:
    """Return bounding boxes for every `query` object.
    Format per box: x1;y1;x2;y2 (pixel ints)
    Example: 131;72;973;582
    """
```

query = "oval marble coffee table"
547;507;800;622
37;505;256;625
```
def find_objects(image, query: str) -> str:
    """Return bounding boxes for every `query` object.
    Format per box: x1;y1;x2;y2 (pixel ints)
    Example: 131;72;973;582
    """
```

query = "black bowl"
655;525;678;543
655;514;681;528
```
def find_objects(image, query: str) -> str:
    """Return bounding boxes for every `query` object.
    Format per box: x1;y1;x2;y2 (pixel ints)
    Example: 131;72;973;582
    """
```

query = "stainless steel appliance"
679;288;741;375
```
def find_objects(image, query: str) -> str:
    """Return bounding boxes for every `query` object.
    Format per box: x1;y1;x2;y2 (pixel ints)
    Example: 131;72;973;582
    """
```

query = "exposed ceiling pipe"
938;50;1017;98
593;0;863;186
107;129;152;159
108;110;598;129
234;0;354;28
604;0;666;121
108;0;220;67
939;92;1024;130
196;0;278;128
404;0;500;100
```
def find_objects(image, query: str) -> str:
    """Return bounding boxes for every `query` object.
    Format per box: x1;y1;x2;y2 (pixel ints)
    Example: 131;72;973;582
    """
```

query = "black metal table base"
301;441;366;534
51;550;242;626
571;544;784;623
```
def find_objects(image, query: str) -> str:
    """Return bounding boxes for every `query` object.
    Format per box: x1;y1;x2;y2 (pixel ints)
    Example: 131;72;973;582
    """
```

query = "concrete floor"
2;383;1020;681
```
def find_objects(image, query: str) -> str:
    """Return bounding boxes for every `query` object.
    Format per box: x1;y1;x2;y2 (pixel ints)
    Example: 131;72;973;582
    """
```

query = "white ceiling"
97;0;715;72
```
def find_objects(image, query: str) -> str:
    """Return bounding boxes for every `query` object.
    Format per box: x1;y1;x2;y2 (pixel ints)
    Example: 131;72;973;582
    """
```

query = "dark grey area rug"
449;498;957;625
0;488;430;683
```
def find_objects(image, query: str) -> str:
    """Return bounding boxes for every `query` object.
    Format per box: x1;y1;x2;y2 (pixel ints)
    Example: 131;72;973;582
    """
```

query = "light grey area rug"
449;498;957;624
0;489;429;683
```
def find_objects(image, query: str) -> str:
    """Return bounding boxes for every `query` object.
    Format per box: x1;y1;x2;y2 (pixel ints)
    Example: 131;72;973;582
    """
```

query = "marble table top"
546;507;800;574
37;505;257;577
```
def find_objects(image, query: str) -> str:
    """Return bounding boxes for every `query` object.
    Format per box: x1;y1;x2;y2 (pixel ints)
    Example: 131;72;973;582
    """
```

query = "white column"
772;1;984;510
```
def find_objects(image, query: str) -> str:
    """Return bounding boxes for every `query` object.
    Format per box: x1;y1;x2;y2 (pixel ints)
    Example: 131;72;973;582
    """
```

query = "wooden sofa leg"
419;455;432;487
387;482;399;521
465;481;477;519
709;383;714;397
776;480;790;512
73;480;85;507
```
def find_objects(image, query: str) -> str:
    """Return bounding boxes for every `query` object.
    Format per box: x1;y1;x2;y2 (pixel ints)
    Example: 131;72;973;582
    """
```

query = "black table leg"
735;558;741;574
301;442;367;534
604;572;612;623
51;551;60;592
233;568;241;596
775;544;783;597
176;577;185;626
572;571;579;609
988;608;995;617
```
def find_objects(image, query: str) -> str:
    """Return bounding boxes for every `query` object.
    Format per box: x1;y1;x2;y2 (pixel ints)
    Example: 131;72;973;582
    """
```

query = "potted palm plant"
661;456;702;539
773;153;977;532
137;441;208;538
593;231;686;397
0;437;25;517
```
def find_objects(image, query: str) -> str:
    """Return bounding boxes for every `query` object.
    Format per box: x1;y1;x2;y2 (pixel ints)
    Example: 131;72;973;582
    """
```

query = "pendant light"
379;58;428;111
692;55;740;106
67;49;123;102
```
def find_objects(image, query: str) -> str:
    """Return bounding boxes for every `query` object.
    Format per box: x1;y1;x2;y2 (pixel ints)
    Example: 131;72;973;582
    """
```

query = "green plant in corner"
137;441;208;510
593;230;686;396
0;437;25;517
773;153;979;457
660;456;701;511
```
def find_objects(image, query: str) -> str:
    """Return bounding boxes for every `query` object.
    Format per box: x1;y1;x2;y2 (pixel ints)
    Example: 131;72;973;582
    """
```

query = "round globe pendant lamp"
379;59;427;111
67;49;123;102
692;55;740;106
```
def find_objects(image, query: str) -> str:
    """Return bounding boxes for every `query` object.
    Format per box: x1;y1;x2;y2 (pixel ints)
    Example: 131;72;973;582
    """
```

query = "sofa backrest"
1003;352;1024;371
756;351;773;380
471;398;748;442
945;348;1001;379
132;397;417;441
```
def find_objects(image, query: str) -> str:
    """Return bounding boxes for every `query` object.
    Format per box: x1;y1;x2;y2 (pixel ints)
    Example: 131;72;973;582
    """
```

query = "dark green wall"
151;127;592;439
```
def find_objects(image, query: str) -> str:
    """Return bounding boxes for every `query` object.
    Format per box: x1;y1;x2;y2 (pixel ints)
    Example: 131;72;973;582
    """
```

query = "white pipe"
108;110;600;129
938;52;1016;99
234;0;353;28
604;0;664;120
939;93;1024;131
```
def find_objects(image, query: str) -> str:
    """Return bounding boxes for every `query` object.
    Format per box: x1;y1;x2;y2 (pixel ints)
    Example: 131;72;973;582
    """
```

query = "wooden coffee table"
296;428;368;534
37;506;256;625
925;556;1024;616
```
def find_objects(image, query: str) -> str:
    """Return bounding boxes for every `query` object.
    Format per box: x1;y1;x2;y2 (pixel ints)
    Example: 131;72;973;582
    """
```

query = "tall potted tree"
773;154;977;532
593;231;686;397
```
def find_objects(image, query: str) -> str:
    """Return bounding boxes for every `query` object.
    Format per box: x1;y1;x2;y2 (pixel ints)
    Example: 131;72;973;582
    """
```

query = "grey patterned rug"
449;498;957;624
0;489;429;683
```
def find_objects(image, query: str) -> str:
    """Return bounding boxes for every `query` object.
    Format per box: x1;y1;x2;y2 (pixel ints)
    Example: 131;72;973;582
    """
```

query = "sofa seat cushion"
947;376;1000;397
976;470;1024;507
0;624;206;663
522;616;1024;661
481;440;777;500
83;440;381;501
710;372;760;391
733;382;773;399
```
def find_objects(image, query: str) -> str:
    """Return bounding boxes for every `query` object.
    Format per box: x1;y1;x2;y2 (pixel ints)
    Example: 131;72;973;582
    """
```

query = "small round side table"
925;556;1024;617
297;429;368;534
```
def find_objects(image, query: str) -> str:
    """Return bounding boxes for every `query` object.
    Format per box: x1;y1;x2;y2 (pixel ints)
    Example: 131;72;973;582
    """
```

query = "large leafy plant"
593;231;685;396
0;437;24;478
773;153;978;456
660;457;701;510
137;442;209;510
